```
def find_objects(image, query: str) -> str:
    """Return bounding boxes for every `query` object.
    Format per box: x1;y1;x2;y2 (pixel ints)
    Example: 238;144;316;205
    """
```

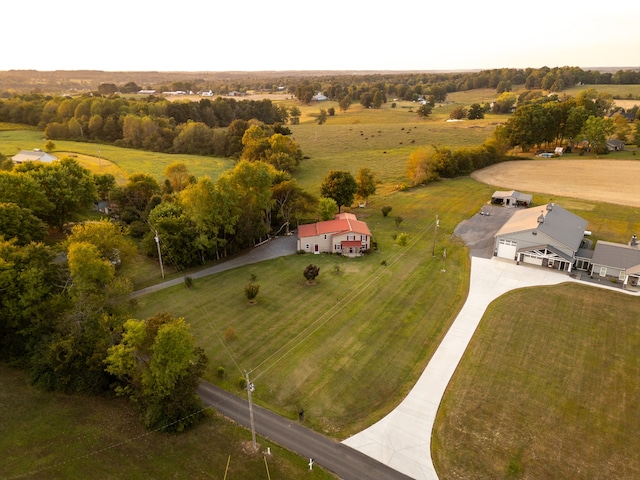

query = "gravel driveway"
453;204;518;258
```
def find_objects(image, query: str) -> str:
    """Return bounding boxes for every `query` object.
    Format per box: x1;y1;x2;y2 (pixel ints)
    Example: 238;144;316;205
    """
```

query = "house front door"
314;244;319;254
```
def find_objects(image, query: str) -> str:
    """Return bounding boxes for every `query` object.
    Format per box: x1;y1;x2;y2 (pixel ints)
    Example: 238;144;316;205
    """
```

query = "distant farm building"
312;92;328;101
11;149;57;164
491;190;532;207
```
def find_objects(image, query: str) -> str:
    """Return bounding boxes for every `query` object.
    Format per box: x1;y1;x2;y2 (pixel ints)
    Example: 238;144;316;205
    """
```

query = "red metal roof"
298;212;371;239
341;240;362;247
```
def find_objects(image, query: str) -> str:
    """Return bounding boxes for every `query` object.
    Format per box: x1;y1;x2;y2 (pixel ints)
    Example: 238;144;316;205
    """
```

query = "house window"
336;244;341;250
324;234;327;240
305;244;310;250
619;271;626;281
599;266;607;277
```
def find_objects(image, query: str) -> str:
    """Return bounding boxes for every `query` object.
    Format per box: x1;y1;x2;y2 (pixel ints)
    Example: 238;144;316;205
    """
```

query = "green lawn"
433;283;640;479
133;177;493;437
0;365;336;480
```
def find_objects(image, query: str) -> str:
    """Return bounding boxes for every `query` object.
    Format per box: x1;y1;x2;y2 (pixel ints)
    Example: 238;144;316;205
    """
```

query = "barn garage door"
497;239;517;260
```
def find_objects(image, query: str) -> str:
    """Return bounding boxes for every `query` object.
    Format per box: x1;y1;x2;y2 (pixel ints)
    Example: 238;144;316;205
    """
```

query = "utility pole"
432;214;439;257
245;370;257;450
154;230;165;279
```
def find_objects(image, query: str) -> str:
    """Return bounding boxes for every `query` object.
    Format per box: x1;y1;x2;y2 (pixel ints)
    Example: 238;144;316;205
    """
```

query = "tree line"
0;94;296;157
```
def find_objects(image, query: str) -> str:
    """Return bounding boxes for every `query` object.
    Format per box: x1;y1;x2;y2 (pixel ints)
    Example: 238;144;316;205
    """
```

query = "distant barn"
11;149;57;164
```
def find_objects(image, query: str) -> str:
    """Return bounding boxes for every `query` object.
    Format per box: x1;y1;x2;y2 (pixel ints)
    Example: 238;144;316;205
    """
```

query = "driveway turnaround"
342;257;574;480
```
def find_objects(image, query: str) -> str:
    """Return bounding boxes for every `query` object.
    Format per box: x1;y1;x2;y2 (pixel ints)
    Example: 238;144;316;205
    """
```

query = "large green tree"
17;158;96;231
0;202;47;245
355;167;376;204
581;116;615;156
320;170;356;212
105;313;208;431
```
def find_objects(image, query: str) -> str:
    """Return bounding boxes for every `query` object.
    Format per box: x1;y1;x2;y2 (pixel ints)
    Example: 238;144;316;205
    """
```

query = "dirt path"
471;159;640;207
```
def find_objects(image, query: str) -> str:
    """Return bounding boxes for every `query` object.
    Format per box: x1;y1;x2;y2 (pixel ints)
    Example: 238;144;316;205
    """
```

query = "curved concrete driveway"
343;257;576;480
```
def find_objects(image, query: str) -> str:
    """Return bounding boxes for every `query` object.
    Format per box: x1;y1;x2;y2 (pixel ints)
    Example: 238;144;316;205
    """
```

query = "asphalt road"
198;382;414;480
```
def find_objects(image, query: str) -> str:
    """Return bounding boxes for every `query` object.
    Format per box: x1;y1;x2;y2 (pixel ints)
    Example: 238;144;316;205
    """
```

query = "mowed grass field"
433;283;640;479
133;177;492;437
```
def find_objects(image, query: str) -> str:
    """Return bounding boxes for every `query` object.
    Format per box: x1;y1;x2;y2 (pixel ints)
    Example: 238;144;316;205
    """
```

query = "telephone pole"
432;214;439;257
245;370;257;450
154;230;165;279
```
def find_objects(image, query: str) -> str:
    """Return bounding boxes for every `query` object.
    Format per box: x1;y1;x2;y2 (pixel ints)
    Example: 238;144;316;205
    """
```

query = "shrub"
184;276;193;288
381;205;392;217
303;264;320;284
244;283;260;303
225;326;237;341
380;259;387;266
238;377;247;390
396;232;409;246
217;366;226;379
394;216;403;228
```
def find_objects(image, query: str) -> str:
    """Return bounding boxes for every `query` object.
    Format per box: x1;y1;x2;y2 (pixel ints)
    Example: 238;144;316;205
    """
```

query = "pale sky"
5;1;639;72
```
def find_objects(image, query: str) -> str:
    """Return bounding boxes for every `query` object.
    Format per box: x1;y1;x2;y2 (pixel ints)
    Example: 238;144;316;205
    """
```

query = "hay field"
472;158;640;207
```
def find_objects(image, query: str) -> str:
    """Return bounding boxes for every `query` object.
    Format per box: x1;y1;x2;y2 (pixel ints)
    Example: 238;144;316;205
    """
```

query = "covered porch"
517;244;574;272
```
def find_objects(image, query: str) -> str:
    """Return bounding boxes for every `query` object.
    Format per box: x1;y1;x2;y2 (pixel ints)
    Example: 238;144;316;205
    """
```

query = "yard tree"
289;105;301;122
355;167;376;204
67;241;115;297
612;112;631;142
467;103;485;120
318;196;338;221
320;170;356;212
339;95;352;112
492;91;517;113
0;202;47;245
115;172;161;221
271;173;302;234
303;264;320;284
416;102;433;118
317;109;327;125
105;313;208;431
222;160;275;249
64;219;136;266
180;176;239;261
146;202;199;268
581;116;615;156
406;147;439;186
503;102;554;150
449;106;468;120
0;171;52;220
93;172;116;201
17;158;96;231
564;105;590;144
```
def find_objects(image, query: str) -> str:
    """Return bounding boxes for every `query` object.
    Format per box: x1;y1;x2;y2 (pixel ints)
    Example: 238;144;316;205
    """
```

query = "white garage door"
522;253;543;265
497;239;517;259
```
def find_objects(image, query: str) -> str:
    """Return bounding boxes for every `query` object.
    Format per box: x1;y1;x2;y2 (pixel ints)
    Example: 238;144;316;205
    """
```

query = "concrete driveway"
343;256;574;480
